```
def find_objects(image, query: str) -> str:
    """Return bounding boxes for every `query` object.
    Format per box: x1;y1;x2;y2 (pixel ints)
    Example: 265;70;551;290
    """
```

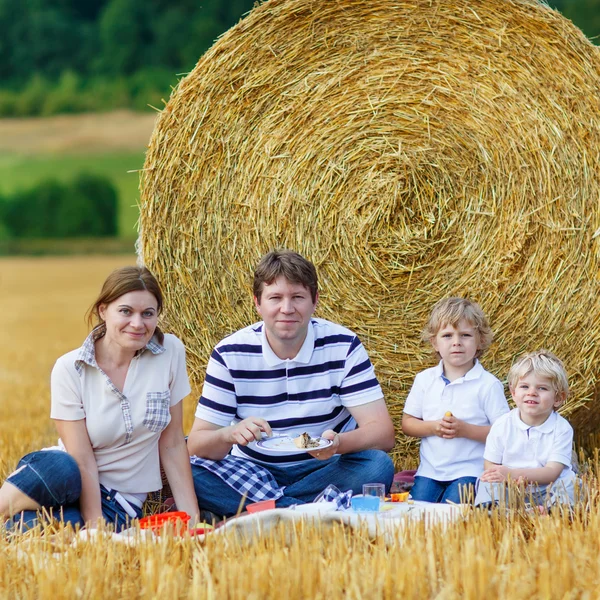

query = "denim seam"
24;463;61;505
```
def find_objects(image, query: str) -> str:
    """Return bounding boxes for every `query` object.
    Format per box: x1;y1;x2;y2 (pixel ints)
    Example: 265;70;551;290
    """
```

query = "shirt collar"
261;320;315;366
435;359;483;383
74;326;165;373
514;408;557;433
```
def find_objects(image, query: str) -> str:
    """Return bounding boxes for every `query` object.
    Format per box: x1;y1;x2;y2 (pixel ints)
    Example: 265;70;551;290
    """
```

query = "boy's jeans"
191;449;394;517
5;450;142;531
410;475;477;504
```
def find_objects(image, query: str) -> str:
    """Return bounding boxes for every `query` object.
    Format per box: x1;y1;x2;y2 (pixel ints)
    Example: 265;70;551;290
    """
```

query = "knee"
4;451;82;508
343;450;395;487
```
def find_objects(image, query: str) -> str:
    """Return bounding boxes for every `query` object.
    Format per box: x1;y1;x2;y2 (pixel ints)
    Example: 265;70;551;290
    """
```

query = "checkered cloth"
316;484;353;510
143;391;171;432
190;455;284;503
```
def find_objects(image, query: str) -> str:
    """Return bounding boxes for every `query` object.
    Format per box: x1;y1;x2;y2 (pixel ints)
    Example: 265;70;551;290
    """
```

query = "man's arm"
313;398;395;460
187;416;272;461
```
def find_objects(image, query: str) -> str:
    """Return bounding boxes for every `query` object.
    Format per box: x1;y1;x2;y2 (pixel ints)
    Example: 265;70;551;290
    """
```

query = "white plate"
256;435;333;454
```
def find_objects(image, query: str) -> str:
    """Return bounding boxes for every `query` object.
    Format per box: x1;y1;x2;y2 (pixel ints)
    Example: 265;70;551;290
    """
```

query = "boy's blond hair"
422;297;493;359
508;350;569;402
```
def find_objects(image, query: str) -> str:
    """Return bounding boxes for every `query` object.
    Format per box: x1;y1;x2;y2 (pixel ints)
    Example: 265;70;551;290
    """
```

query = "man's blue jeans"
191;449;394;517
5;450;142;532
410;475;477;504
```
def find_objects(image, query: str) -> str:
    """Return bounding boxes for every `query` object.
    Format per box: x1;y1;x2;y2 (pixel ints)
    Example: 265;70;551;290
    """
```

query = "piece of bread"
293;432;320;449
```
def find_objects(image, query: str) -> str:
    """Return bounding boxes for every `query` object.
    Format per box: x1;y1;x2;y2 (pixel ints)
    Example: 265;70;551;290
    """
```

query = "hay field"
3;255;600;599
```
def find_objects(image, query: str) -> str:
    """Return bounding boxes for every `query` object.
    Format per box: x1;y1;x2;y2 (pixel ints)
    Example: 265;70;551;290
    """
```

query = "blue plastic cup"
351;494;380;512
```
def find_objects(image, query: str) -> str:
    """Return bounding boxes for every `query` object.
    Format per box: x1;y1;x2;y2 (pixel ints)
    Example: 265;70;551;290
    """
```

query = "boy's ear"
553;392;566;409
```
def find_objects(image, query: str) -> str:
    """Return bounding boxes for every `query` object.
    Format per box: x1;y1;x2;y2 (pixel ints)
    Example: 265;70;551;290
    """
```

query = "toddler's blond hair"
508;350;569;403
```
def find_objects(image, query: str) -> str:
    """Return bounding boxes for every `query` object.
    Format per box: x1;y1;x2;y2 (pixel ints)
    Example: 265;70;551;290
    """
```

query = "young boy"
475;350;576;507
402;297;510;504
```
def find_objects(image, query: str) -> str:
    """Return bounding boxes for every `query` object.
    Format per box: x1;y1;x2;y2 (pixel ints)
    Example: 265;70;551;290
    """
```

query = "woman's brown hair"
87;266;165;344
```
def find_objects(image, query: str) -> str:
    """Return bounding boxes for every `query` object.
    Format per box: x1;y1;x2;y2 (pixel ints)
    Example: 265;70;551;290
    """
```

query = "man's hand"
308;429;339;460
480;465;510;483
224;417;272;446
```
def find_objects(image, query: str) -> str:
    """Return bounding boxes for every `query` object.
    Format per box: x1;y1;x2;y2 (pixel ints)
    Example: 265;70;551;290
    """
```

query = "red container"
246;499;276;514
139;511;190;534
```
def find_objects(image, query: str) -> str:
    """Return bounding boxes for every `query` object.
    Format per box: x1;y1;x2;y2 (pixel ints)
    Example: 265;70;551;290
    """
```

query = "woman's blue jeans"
5;450;142;532
191;449;395;517
410;475;477;504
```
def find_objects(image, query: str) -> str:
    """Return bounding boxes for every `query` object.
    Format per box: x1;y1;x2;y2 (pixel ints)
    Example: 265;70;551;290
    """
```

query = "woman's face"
99;290;159;352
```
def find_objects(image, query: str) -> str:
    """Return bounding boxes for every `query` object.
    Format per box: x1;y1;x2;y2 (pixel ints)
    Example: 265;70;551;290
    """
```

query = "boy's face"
431;319;480;376
511;373;564;427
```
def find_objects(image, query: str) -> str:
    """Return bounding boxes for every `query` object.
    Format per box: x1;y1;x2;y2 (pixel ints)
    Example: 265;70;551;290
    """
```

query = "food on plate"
293;432;320;449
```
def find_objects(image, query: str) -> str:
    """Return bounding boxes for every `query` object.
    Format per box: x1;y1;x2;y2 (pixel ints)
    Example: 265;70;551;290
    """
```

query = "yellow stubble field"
3;256;600;599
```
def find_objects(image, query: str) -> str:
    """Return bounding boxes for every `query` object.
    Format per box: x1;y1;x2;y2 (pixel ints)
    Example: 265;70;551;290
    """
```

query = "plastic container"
246;499;276;513
351;494;380;512
139;511;190;534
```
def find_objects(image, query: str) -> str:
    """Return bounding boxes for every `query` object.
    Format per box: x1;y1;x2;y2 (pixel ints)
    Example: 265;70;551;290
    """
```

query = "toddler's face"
432;319;480;376
511;373;563;427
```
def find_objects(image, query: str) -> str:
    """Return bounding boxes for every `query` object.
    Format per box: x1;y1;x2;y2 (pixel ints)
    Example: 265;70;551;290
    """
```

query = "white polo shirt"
404;360;509;480
51;332;191;493
484;408;575;487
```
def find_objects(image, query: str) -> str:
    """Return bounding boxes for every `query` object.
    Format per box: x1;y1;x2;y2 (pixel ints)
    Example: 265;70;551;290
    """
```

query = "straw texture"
139;0;600;461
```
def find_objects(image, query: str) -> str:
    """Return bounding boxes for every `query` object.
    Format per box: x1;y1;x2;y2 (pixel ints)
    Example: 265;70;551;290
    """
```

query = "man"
188;250;395;516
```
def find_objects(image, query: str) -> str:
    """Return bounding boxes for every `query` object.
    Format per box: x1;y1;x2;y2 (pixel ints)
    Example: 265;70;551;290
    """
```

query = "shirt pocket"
143;390;171;433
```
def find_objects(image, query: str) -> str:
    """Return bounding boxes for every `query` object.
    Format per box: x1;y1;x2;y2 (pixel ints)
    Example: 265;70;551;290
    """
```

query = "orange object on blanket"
246;499;276;513
139;511;190;534
390;492;410;502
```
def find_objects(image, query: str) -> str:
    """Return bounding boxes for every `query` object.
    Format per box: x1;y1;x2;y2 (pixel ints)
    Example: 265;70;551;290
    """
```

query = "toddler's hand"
481;465;509;483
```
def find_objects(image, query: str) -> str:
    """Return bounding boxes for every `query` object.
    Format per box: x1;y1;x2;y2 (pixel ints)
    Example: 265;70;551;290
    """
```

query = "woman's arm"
159;403;200;523
54;419;103;526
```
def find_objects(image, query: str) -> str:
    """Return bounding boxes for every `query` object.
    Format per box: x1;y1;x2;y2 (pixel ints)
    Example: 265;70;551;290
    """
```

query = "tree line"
0;0;597;118
0;0;254;116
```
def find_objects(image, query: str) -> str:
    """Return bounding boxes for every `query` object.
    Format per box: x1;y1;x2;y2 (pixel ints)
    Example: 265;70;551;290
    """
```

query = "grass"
0;152;144;239
0;111;157;241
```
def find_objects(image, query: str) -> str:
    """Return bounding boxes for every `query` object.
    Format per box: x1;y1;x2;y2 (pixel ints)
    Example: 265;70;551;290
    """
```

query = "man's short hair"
254;250;318;303
508;350;569;400
422;297;493;358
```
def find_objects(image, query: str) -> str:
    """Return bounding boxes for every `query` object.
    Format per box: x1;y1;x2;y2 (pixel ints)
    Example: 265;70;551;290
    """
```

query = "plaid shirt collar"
74;326;165;374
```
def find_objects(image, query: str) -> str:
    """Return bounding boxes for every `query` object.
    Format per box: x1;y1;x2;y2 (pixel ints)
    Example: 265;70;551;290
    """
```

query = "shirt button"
106;496;111;501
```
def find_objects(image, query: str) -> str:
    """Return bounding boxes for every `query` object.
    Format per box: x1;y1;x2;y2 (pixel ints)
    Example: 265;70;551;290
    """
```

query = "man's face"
254;275;318;354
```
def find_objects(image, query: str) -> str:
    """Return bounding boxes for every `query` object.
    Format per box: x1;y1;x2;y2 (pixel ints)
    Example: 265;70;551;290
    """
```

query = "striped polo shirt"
195;318;383;466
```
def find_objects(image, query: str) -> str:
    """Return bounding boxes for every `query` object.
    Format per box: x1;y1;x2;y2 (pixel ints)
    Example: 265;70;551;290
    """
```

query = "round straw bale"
139;0;600;460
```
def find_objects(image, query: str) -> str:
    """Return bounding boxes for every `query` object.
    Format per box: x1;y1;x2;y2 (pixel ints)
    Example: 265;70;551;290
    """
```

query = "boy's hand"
480;465;510;483
438;415;463;439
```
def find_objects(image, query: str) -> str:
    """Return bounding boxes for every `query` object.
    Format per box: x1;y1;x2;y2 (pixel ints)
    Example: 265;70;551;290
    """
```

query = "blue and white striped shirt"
195;318;383;466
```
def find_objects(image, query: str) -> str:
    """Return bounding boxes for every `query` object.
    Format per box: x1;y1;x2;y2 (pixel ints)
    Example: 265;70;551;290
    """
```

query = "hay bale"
139;0;600;461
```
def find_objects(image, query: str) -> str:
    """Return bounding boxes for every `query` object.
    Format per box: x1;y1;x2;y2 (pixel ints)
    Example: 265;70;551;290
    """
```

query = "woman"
0;266;199;530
